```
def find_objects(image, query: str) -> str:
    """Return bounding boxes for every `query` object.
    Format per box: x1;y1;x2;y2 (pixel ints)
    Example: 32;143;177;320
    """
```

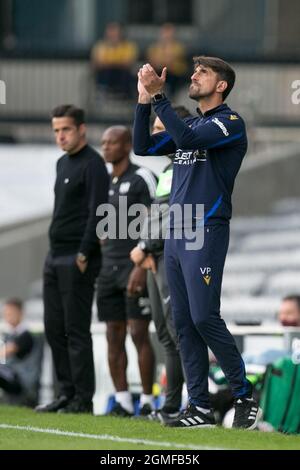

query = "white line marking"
0;424;225;450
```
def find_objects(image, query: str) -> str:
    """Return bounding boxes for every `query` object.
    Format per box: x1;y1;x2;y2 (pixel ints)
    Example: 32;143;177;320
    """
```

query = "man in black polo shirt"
97;126;157;416
36;105;109;414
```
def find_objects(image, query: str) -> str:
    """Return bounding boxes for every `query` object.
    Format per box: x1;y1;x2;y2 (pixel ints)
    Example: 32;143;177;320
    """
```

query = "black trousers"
147;255;184;411
165;226;252;408
43;253;100;402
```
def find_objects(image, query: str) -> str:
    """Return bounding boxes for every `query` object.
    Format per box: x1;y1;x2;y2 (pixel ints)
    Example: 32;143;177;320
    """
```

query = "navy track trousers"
164;224;251;408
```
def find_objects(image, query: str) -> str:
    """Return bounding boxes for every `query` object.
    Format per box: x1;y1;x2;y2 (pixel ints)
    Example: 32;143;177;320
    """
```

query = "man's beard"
189;85;214;101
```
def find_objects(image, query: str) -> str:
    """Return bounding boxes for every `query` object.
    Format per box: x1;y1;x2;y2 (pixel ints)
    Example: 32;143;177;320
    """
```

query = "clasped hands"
137;63;167;97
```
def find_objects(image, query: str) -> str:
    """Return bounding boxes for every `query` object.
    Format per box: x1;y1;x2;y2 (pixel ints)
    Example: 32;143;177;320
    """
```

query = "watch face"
152;93;165;102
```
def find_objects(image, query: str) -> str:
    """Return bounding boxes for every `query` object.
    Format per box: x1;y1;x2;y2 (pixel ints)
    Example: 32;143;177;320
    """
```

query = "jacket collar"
196;103;229;117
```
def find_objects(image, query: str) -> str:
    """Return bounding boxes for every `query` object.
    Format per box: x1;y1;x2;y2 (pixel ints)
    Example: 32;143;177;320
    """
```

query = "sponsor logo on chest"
174;149;207;165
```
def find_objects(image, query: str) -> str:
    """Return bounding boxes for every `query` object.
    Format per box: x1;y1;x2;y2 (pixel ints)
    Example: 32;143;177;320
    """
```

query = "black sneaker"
232;397;262;430
58;397;93;414
166;404;216;428
35;396;70;413
107;402;133;417
148;408;181;424
138;404;153;417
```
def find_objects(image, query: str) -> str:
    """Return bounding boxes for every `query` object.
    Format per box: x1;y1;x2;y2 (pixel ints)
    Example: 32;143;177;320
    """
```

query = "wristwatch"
151;92;167;103
77;252;87;263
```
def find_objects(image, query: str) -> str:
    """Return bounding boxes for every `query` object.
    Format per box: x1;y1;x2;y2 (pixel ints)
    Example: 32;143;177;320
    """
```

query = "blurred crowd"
90;22;188;98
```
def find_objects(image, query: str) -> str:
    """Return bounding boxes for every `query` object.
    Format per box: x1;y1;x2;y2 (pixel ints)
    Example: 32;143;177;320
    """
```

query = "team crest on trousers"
200;267;211;285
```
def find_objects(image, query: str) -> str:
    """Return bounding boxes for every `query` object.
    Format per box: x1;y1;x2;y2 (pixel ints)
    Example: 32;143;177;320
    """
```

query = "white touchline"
0;424;226;450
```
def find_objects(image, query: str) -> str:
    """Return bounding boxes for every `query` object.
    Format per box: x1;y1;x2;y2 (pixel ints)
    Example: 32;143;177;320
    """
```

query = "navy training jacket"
133;97;247;227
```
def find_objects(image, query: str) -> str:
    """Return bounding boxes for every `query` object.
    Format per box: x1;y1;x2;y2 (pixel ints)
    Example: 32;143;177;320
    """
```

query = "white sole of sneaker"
167;424;216;429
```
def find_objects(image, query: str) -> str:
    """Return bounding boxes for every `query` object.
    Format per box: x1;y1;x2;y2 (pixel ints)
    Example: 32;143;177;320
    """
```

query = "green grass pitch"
0;405;300;450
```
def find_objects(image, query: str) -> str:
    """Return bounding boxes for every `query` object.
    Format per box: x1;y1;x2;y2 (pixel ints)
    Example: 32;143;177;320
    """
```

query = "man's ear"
125;141;132;153
217;80;228;95
79;123;87;137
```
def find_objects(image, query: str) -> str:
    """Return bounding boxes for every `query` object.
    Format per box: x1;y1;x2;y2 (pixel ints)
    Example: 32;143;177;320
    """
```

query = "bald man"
97;126;157;416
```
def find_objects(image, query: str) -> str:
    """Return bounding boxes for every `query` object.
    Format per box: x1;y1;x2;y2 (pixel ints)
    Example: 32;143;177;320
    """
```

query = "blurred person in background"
0;298;34;406
243;295;300;367
91;22;138;97
97;126;157;417
130;106;191;424
36;105;109;414
146;23;187;97
278;295;300;327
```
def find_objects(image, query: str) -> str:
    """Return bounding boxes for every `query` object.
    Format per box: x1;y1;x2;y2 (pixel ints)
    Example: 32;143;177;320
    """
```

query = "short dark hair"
51;105;85;127
5;297;23;311
173;105;192;119
193;56;236;100
282;295;300;311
